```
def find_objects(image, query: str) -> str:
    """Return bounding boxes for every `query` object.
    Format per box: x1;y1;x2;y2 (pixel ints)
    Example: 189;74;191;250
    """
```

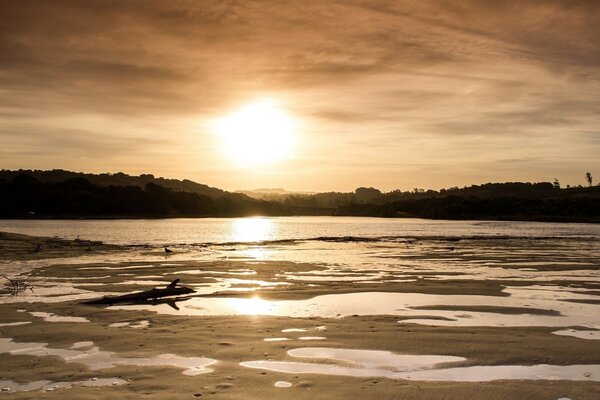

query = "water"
113;289;600;327
1;217;598;245
2;217;600;388
0;378;126;393
241;347;600;382
0;337;217;376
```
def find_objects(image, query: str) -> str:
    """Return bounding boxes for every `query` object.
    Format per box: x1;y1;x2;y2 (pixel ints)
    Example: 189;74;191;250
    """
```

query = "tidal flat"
1;219;599;399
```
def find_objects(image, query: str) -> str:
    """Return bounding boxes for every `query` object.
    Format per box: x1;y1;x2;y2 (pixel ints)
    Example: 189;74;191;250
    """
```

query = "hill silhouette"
0;169;239;200
0;170;284;218
0;169;598;222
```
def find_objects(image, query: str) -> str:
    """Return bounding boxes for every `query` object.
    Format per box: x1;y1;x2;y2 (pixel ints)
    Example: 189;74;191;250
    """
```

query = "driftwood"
1;275;33;296
84;279;194;306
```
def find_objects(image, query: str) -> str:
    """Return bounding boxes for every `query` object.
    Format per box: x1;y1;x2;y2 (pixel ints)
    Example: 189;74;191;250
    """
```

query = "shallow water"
1;217;598;245
2;217;600;388
108;320;150;329
552;329;600;340
29;311;90;323
0;338;217;376
0;378;126;393
113;289;600;327
241;347;600;382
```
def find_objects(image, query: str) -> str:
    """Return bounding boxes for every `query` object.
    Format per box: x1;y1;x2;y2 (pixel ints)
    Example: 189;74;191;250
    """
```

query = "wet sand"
0;231;123;261
1;232;599;399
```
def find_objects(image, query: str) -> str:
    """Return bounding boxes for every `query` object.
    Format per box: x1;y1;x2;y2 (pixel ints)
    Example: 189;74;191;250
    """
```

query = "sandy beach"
1;229;600;399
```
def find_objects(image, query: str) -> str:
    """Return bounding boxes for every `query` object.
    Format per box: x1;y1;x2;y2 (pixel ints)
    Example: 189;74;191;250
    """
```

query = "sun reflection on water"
226;296;277;315
231;217;275;243
239;247;273;260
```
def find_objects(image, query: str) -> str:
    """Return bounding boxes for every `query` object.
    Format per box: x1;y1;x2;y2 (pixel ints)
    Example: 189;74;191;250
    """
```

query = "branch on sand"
83;279;194;309
1;275;34;296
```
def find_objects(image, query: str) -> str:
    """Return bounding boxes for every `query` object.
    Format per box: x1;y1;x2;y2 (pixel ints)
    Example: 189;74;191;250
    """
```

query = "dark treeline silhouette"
0;169;239;200
1;170;599;222
0;173;285;218
337;195;600;222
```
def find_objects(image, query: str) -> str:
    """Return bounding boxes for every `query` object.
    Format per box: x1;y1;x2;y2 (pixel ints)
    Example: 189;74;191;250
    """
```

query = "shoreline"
1;214;599;223
0;231;126;261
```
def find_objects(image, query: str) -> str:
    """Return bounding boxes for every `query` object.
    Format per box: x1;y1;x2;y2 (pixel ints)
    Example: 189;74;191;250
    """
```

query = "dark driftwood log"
83;279;194;305
1;275;33;295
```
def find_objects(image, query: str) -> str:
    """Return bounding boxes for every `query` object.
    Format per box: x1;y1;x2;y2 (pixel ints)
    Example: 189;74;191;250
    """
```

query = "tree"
553;178;560;189
586;172;593;187
355;187;382;203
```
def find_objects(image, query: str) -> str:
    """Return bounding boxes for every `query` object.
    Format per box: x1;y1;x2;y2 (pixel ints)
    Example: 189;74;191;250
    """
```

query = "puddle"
552;329;600;340
108;320;150;329
0;322;31;327
179;269;257;276
299;337;326;340
118;280;170;286
264;338;289;342
0;378;126;393
274;381;292;388
80;265;156;270
285;272;385;282
289;347;464;370
71;341;95;349
241;347;600;382
0;338;217;376
30;311;90;323
112;290;600;327
281;328;306;333
228;279;291;287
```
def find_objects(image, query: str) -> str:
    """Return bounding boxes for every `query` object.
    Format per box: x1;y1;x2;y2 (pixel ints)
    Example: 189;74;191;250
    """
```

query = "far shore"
1;214;599;223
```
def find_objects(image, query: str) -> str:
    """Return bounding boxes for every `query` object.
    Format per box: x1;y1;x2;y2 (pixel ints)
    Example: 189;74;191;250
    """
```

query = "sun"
213;99;296;166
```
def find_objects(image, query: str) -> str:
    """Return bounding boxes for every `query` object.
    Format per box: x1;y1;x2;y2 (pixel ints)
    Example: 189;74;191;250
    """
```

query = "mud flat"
0;231;124;261
0;231;599;399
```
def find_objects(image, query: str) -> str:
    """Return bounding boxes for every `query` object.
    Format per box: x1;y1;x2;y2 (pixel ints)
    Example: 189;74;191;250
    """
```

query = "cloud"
0;0;599;190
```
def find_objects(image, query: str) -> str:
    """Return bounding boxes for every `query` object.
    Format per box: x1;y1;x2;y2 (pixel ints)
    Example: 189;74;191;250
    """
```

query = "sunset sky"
1;1;599;192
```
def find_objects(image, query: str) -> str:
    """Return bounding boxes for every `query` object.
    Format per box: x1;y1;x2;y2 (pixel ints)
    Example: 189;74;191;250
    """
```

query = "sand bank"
0;232;599;399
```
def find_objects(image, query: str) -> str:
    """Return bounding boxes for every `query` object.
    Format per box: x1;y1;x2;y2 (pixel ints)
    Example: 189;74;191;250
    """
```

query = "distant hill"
236;188;316;200
279;182;600;221
0;169;598;222
0;170;285;218
0;169;243;200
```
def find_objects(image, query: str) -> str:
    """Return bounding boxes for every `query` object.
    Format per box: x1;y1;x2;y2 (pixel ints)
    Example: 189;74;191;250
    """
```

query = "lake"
0;217;598;245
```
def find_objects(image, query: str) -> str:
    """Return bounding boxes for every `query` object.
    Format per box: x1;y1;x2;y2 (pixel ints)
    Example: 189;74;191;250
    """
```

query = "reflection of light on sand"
231;218;274;243
241;347;600;382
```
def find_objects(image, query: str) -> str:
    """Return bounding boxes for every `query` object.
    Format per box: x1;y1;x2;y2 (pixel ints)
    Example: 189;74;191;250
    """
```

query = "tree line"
0;170;598;222
0;174;285;218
